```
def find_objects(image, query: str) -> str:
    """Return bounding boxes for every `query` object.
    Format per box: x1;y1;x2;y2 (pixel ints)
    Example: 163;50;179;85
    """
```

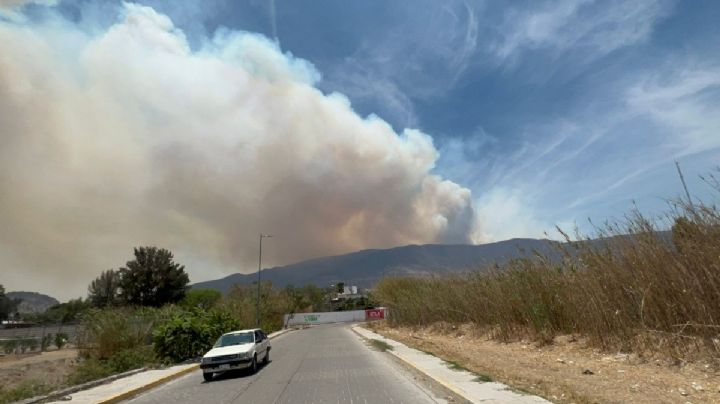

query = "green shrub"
67;358;114;385
66;346;156;385
0;380;52;404
41;333;53;350
107;346;155;372
2;338;18;354
153;308;240;363
181;289;221;310
55;333;68;349
76;307;174;359
152;313;210;362
28;337;39;352
19;338;36;353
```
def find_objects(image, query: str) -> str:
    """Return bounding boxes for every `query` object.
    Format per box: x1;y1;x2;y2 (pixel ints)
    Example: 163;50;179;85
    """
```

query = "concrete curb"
268;328;292;340
97;365;199;404
350;326;473;402
351;325;548;404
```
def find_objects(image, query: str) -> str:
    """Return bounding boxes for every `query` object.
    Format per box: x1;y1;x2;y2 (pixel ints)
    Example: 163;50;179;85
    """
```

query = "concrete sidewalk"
46;328;293;404
353;326;550;404
49;364;199;403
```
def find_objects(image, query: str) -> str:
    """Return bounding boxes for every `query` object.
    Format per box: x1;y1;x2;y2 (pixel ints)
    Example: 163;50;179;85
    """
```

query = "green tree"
280;284;332;313
181;289;221;310
41;298;91;323
0;285;20;321
222;281;285;331
118;247;189;307
88;269;121;308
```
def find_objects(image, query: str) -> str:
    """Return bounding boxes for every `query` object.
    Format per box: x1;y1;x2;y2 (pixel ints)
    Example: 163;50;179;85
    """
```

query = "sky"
1;0;718;301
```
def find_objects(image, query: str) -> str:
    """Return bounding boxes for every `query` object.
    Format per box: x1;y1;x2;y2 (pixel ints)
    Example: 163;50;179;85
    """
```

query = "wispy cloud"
321;0;479;128
441;61;720;237
491;0;673;63
626;65;720;155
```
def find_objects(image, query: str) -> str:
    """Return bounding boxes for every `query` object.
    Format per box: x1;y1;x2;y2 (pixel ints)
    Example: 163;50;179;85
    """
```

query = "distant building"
339;285;359;295
1;320;36;329
330;285;368;311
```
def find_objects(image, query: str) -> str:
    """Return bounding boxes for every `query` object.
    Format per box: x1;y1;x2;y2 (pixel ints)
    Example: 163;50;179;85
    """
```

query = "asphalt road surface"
126;324;450;404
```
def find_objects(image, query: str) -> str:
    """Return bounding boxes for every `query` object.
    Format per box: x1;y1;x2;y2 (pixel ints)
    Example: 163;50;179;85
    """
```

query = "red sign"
365;308;385;320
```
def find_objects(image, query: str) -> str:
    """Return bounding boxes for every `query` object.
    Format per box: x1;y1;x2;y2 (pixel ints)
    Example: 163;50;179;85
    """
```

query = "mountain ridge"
192;238;561;294
6;291;60;314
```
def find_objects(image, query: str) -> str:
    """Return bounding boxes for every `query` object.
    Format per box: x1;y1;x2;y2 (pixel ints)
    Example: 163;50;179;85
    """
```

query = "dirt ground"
369;322;720;404
0;349;78;390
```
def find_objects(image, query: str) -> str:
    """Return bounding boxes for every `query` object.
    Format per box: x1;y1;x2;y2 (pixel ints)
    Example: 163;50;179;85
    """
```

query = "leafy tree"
0;285;20;321
118;247;189;307
222;281;287;331
181;289;221;310
88;269;121;308
336;282;345;294
281;284;332;313
40;298;91;324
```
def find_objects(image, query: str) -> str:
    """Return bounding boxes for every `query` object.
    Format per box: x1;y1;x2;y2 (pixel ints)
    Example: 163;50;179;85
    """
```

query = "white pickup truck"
200;328;271;382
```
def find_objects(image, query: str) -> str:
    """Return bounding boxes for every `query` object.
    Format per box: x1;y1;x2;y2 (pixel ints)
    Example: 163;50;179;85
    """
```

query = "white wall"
284;310;367;326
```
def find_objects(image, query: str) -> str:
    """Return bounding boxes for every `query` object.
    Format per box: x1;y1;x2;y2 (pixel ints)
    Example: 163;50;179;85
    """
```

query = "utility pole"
257;234;272;327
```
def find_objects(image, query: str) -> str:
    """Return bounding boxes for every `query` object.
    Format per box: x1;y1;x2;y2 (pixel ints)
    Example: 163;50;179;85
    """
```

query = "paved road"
127;324;449;404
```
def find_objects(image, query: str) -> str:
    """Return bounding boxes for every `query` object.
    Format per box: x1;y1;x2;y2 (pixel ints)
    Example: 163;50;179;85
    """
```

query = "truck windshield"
214;332;254;347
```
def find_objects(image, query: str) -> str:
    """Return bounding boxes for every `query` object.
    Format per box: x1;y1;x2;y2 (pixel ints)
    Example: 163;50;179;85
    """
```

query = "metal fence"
0;324;81;354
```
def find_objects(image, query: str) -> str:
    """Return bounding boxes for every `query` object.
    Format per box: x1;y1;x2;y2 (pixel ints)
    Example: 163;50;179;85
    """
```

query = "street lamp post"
257;233;272;327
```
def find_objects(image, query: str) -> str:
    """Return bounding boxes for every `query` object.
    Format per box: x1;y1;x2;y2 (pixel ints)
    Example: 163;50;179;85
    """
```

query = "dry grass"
372;322;720;403
375;171;720;363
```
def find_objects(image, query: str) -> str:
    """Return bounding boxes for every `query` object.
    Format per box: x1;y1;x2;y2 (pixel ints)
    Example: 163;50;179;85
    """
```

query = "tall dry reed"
375;174;720;360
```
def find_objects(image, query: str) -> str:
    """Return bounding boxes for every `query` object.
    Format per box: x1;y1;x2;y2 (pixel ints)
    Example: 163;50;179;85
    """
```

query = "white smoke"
0;3;481;299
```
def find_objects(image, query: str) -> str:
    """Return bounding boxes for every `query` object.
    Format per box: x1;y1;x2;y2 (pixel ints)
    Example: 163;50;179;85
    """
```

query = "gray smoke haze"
0;3;482;300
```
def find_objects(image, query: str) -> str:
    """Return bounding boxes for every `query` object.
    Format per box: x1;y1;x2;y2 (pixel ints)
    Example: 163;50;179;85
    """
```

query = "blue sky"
52;0;717;239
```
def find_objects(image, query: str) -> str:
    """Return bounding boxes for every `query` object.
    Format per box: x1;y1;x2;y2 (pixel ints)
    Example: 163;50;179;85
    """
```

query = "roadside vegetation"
0;380;54;404
376;169;720;363
2;246;337;402
67;283;333;384
0;285;19;321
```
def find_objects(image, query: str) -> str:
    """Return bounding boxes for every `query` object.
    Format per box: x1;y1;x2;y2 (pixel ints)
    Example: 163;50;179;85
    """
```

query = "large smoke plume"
0;4;481;299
